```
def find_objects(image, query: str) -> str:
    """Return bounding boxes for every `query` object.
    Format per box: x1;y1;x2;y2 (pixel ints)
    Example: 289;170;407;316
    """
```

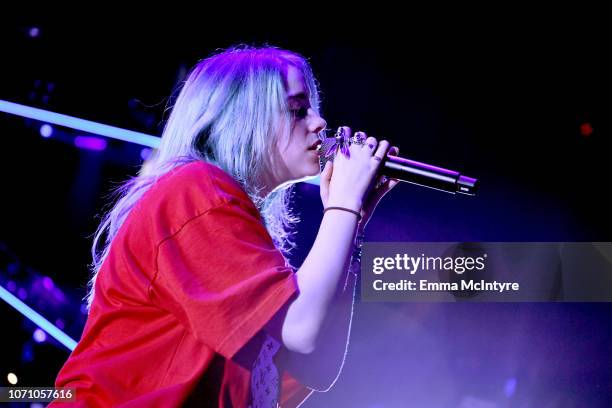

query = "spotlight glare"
40;124;53;138
7;281;17;292
74;136;107;151
7;372;18;385
580;122;594;138
42;276;54;290
17;288;27;300
140;147;152;161
28;27;40;38
33;328;47;343
504;377;517;397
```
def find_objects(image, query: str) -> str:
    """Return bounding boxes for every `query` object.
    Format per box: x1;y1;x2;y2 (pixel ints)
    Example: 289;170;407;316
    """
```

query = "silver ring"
350;133;366;145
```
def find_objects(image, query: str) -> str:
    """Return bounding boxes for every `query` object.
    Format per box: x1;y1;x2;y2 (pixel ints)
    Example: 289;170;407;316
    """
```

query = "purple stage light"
42;276;54;290
22;343;34;362
40;124;53;138
140;147;152;161
28;27;40;38
74;135;107;151
7;281;17;292
17;288;27;300
33;328;47;343
504;377;517;397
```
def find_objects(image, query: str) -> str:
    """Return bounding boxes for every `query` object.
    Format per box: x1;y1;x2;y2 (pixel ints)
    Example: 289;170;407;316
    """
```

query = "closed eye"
291;106;309;120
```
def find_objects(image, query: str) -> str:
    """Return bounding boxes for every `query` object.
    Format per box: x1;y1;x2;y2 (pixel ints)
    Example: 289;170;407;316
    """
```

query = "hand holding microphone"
318;127;479;196
319;126;400;232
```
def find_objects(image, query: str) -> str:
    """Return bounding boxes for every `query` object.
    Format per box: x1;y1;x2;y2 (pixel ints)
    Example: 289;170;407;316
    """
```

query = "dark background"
1;11;611;407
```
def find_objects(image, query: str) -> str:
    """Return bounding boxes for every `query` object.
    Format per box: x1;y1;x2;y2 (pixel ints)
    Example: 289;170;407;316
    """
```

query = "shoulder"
159;160;248;202
133;160;258;235
155;160;252;204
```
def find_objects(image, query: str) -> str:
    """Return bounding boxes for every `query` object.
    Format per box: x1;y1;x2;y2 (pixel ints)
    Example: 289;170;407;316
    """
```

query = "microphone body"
317;136;478;196
382;154;478;196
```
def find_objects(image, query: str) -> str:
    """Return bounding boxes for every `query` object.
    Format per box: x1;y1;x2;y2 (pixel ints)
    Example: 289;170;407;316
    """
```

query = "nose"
309;110;327;135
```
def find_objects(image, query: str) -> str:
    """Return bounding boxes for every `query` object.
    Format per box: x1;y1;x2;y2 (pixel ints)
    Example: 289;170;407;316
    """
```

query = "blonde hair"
86;45;322;308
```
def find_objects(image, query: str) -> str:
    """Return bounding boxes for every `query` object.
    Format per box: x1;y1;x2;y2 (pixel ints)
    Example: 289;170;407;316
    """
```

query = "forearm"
281;209;358;353
278;260;358;390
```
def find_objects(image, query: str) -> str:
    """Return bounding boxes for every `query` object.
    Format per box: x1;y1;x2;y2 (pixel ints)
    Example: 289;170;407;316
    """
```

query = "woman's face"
269;65;327;189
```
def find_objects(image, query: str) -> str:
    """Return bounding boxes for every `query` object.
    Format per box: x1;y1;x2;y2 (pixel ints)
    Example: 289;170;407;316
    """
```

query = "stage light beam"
0;285;77;351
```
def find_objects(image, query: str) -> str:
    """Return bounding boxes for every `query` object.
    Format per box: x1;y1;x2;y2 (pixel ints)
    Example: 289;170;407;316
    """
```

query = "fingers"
319;160;333;202
371;139;390;164
364;175;400;211
353;131;367;142
348;130;369;155
339;126;352;137
321;160;333;180
339;126;352;156
364;136;377;152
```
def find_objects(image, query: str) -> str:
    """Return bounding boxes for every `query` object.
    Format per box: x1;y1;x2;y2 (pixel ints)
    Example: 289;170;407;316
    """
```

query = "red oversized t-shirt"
51;161;313;407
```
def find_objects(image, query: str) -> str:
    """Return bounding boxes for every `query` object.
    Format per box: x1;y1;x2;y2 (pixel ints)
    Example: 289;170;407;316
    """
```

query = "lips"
307;140;322;150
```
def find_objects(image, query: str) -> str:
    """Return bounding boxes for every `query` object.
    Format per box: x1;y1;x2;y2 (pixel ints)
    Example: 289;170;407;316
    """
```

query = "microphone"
317;134;479;196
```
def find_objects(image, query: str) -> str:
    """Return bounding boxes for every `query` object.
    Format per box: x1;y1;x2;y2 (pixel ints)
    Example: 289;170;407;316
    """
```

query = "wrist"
325;197;362;213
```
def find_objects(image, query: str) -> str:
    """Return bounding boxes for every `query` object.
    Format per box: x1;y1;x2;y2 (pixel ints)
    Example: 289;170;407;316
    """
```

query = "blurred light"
140;147;152;161
28;27;40;38
0;99;161;147
40;124;53;138
18;288;27;300
31;403;45;408
42;276;54;290
33;328;47;343
80;304;89;315
7;281;17;292
580;122;593;137
0;285;77;351
55;319;65;329
22;343;34;363
74;135;107;151
7;262;20;274
504;377;517;397
7;373;18;385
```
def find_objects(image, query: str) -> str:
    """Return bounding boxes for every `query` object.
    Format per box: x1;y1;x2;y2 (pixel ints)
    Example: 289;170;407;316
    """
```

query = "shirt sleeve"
149;197;299;360
280;371;314;408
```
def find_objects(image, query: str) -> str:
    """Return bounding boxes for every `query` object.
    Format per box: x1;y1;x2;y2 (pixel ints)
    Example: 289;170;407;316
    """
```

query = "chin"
288;164;320;184
306;161;322;177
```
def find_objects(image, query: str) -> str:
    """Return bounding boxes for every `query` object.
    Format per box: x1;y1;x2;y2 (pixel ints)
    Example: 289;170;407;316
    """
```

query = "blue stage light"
0;284;77;351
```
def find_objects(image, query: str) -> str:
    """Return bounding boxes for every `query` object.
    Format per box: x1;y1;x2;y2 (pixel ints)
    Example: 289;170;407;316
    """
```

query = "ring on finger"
350;137;365;146
350;133;366;145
